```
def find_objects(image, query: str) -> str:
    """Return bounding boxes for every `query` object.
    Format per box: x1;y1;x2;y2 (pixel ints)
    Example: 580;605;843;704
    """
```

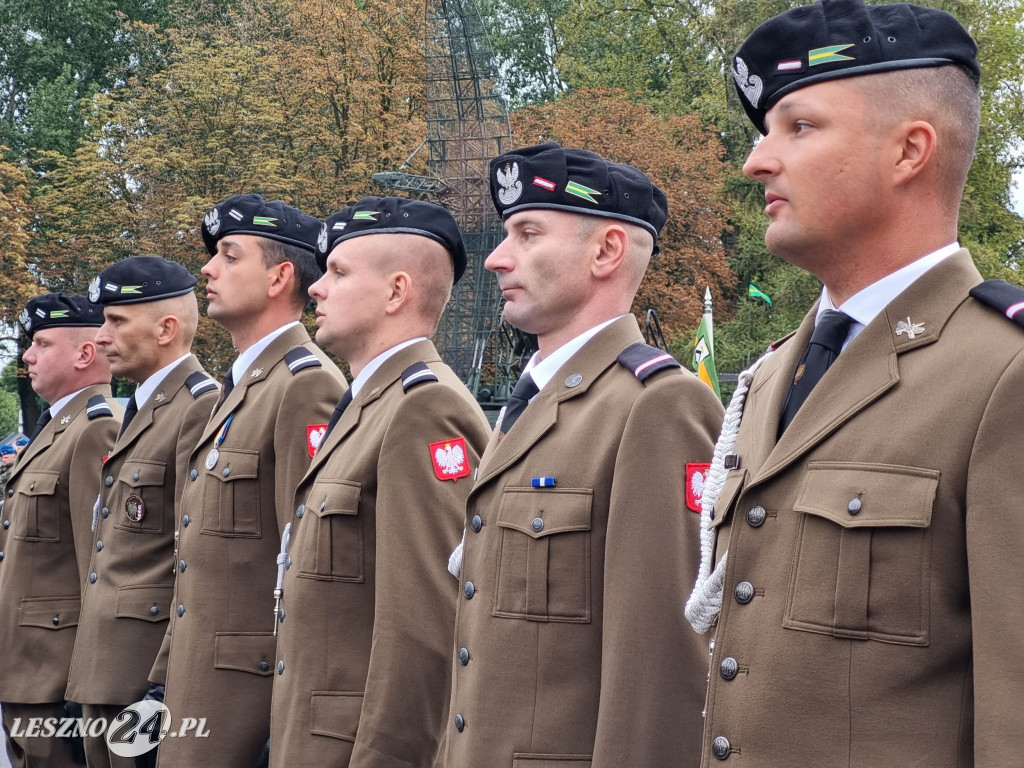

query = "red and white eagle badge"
307;424;328;457
429;437;471;481
686;463;711;513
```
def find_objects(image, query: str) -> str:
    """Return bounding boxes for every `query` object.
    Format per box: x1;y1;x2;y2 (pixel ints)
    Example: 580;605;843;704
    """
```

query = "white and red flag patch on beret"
430;437;471;481
686;463;711;513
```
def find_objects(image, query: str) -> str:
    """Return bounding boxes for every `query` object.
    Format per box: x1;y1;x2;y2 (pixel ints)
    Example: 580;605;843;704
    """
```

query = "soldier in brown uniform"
442;143;724;768
63;257;218;768
0;294;121;767
267;197;490;767
686;1;1024;765
154;195;347;768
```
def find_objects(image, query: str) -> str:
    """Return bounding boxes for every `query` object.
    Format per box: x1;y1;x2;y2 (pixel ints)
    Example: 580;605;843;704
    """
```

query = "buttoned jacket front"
66;355;217;705
443;316;724;768
0;384;121;703
701;250;1024;767
156;324;346;768
270;339;490;768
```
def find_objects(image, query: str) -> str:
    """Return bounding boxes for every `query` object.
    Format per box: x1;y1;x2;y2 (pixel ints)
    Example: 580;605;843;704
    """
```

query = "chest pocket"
113;460;167;535
201;450;261;537
493;487;593;623
785;462;939;645
13;471;61;542
297;480;363;582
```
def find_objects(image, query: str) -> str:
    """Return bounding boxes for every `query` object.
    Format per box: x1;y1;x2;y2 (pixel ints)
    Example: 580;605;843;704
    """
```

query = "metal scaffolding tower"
373;0;532;405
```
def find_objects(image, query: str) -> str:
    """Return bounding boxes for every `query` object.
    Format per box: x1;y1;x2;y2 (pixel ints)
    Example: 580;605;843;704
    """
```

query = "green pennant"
748;283;772;305
565;181;602;205
353;211;380;221
252;216;278;227
808;43;855;66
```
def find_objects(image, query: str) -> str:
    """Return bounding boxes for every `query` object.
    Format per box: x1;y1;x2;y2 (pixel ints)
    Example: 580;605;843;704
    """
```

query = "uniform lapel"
475;316;643;487
10;386;107;481
195;325;310;449
304;340;439;478
110;356;202;461
750;250;978;486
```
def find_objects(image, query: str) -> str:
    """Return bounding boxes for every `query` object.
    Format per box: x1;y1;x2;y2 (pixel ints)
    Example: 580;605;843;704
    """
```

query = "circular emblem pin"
125;495;145;523
205;448;219;470
564;373;583;388
204;207;221;236
88;276;101;303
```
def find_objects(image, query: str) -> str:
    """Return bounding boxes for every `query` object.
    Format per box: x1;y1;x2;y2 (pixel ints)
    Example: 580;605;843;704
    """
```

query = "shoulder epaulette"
86;395;114;420
616;343;680;382
284;347;323;375
185;372;218;399
970;280;1024;330
402;362;438;392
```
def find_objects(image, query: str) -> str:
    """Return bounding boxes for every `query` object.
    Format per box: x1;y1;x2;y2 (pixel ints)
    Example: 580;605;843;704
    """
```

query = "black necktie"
120;395;138;437
323;389;354;440
215;371;235;413
779;309;854;435
501;373;539;436
27;410;52;445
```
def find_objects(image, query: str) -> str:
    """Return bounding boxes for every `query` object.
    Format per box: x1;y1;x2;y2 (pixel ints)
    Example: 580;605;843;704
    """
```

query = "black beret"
489;142;668;244
733;0;979;135
317;196;468;283
19;293;104;338
89;256;197;305
201;193;321;255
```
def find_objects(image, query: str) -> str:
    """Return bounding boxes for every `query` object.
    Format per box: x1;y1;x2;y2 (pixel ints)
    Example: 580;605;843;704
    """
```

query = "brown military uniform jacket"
0;385;121;704
66;356;217;705
156;325;346;768
443;316;724;768
701;250;1024;767
270;339;490;768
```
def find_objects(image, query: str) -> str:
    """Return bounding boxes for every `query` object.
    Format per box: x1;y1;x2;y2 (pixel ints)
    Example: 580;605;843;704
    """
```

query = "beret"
0;445;14;456
14;438;28;447
733;0;979;134
19;293;104;338
489;142;668;244
317;196;468;283
89;256;197;305
201;193;321;255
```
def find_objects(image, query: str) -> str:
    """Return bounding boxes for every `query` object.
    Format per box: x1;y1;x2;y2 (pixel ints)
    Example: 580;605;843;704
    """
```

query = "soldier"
153;195;347;768
442;143;724;767
268;197;490;767
63;257;218;768
0;294;121;767
686;1;1024;765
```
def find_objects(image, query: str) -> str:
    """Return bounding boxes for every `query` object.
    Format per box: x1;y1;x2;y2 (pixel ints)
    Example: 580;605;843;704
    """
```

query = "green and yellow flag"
693;314;720;398
748;283;772;305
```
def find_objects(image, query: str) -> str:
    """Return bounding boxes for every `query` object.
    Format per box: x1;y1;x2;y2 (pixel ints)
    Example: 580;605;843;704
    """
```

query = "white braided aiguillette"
685;350;773;633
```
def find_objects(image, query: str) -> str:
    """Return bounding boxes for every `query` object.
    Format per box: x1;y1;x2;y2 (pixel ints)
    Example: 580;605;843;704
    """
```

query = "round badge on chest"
205;448;220;470
125;495;145;523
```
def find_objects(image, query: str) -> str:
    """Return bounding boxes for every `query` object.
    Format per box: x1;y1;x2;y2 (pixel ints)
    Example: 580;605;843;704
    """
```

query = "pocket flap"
513;755;593;767
119;460;166;488
709;469;747;530
310;480;361;517
16;471;59;497
310;691;363;742
207;450;259;483
20;596;79;630
213;632;275;676
794;462;938;528
497;488;593;539
115;584;173;622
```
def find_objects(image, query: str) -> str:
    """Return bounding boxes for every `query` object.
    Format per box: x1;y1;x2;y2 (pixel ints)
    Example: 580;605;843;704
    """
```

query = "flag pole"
704;286;714;356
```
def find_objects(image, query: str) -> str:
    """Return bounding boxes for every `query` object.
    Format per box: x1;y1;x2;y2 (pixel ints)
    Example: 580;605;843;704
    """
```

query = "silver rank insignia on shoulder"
60;415;72;425
894;317;925;339
250;367;263;378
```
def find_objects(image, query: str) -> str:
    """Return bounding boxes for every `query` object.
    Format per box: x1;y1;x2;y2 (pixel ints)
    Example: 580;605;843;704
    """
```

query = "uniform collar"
350;337;426;398
524;315;622;397
48;385;91;420
231;321;301;383
819;242;960;349
133;353;191;409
